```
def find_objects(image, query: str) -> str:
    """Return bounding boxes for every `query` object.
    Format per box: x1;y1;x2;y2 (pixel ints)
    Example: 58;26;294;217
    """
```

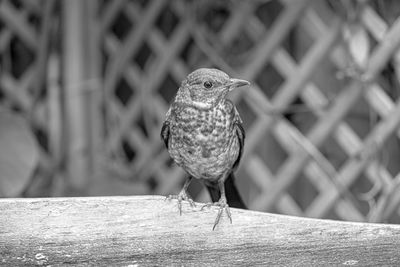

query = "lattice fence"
0;0;60;195
2;0;400;224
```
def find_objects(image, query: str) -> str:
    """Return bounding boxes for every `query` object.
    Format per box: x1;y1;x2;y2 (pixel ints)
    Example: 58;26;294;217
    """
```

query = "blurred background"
1;0;400;224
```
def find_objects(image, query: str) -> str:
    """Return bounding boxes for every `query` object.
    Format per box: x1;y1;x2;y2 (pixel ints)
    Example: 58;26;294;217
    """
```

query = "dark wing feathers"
160;120;170;149
232;117;245;170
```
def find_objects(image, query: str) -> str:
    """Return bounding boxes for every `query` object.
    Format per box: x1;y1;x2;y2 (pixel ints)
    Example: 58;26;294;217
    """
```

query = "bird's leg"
202;178;232;230
166;176;195;215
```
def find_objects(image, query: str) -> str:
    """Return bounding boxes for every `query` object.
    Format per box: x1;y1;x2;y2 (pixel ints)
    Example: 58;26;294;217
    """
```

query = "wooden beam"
1;196;400;266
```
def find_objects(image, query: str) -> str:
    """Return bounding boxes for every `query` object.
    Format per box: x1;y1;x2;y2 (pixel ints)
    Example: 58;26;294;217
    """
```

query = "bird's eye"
203;81;213;89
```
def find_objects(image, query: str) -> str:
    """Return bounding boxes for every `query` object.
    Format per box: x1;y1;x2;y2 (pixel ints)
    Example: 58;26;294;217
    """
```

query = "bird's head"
175;68;250;108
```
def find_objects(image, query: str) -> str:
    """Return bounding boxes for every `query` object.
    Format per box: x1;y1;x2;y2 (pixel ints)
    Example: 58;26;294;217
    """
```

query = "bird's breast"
172;104;232;149
168;103;239;180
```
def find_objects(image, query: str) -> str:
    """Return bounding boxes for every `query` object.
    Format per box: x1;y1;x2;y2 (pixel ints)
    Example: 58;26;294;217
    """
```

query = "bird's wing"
232;106;245;170
160;108;172;149
161;120;170;149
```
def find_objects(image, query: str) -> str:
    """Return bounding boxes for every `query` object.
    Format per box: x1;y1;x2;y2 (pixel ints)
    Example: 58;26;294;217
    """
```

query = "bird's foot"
166;190;195;215
201;198;232;230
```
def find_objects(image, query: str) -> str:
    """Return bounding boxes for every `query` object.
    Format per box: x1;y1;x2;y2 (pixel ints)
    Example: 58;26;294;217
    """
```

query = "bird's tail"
205;173;247;209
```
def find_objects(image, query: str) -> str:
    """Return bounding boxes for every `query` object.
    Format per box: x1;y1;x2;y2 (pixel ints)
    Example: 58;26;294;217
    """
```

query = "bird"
161;68;249;230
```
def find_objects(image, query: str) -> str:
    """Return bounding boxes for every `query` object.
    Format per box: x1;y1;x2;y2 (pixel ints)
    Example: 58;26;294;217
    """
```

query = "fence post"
86;0;103;184
62;0;92;192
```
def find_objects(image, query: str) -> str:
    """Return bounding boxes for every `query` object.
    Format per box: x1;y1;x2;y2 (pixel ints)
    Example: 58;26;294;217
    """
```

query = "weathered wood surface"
1;196;400;266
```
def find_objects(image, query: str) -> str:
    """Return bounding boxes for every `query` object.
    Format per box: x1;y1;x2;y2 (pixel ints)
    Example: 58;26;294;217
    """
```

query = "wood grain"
1;195;400;266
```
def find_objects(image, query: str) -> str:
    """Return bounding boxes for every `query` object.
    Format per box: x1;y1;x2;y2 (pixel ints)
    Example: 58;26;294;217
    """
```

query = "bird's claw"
166;191;195;215
201;199;232;230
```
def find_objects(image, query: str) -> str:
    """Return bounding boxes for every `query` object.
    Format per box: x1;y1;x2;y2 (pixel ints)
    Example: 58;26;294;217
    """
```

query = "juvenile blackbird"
161;68;249;230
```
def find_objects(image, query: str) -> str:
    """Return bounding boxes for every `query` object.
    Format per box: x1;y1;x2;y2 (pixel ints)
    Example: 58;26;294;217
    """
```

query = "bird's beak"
229;78;250;91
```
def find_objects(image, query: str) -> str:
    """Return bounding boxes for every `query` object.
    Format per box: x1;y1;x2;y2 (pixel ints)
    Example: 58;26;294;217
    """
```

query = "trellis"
2;0;400;223
0;0;59;195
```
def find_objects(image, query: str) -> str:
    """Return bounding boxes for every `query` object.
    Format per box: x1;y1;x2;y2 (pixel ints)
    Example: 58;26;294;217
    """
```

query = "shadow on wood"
1;195;400;266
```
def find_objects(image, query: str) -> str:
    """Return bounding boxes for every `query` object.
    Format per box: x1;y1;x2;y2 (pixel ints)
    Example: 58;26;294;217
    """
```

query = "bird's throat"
191;100;213;110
